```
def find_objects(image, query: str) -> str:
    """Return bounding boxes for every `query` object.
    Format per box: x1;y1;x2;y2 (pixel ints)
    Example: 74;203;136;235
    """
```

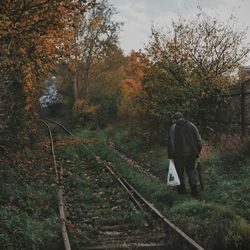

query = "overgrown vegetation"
0;144;59;249
1;126;250;249
106;128;250;250
55;135;167;248
1;0;250;249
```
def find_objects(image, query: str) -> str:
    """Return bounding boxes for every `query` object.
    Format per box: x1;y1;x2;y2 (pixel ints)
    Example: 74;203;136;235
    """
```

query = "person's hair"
174;112;184;120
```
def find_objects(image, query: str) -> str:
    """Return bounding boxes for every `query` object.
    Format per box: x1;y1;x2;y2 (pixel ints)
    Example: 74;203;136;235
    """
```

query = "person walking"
167;112;202;197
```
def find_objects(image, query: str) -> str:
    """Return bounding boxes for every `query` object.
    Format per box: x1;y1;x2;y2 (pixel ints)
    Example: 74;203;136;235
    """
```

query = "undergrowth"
89;128;250;250
55;140;156;248
2;128;249;250
0;144;60;250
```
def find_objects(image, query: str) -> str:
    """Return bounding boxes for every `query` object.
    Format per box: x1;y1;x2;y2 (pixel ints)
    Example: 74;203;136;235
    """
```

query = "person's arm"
167;124;175;158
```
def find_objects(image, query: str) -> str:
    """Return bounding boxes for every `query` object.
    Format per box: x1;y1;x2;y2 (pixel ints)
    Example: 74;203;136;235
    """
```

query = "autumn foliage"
123;14;249;144
0;0;94;146
119;51;151;125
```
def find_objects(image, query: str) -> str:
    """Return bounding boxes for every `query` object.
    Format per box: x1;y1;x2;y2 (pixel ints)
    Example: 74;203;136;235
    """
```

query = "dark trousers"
174;156;198;196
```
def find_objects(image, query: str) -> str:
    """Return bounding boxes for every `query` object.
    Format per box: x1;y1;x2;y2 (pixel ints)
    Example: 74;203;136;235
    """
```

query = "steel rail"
103;160;144;211
40;117;75;137
40;120;205;250
122;177;205;250
108;138;165;186
40;119;59;180
102;159;205;250
40;119;71;250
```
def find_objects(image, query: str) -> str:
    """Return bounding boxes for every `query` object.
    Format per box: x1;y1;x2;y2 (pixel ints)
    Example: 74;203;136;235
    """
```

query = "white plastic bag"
167;160;180;186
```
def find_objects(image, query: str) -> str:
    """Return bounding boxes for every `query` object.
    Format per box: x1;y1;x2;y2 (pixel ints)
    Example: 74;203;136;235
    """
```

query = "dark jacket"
168;119;202;159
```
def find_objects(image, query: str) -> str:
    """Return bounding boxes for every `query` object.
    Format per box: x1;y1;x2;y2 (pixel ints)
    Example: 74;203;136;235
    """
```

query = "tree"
71;44;125;128
89;45;126;127
0;0;94;146
139;13;249;142
74;0;122;101
55;0;123;127
119;51;148;124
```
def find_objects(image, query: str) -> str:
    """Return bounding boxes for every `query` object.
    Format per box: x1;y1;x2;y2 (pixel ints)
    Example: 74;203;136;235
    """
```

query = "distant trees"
1;1;249;146
131;13;249;143
88;45;125;127
75;0;122;99
56;0;125;128
119;51;147;125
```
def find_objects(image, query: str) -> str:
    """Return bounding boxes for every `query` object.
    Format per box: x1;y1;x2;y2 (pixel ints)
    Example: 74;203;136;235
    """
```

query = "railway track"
40;118;72;250
40;118;205;250
94;157;205;250
107;138;165;186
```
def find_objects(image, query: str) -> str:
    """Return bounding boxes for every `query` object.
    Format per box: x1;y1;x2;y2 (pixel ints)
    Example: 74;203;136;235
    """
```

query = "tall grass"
84;128;250;250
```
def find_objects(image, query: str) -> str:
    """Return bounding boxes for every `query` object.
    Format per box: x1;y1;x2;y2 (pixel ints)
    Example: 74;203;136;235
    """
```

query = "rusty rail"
40;119;71;250
40;119;205;249
102;160;205;250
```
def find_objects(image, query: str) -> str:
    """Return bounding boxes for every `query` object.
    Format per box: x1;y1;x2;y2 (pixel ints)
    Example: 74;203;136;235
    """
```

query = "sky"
108;0;250;64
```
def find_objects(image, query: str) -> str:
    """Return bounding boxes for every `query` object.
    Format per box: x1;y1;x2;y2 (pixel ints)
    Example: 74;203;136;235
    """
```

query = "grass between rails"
75;130;175;208
108;128;169;183
0;134;157;249
1;128;250;250
76;128;250;250
55;136;166;248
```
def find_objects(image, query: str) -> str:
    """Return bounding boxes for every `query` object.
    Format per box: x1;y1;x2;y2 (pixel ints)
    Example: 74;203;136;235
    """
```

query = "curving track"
41;118;205;250
40;118;72;250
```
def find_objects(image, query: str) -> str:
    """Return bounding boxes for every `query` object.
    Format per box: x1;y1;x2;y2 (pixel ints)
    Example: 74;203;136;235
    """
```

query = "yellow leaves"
0;19;12;36
19;47;27;56
1;0;80;71
89;16;103;28
74;99;96;114
0;0;95;131
119;51;147;118
21;65;37;111
24;97;33;111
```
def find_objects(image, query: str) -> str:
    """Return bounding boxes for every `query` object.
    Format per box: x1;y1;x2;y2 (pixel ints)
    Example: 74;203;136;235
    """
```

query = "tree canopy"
0;0;95;145
125;13;249;143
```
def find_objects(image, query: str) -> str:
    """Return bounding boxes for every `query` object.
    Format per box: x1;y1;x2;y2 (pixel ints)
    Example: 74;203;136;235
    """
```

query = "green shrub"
219;150;244;169
73;99;97;128
169;200;250;250
239;139;250;159
0;209;58;250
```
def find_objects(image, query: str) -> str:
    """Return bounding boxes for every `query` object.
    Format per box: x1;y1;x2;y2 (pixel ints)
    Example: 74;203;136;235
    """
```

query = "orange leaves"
21;65;37;111
1;2;90;104
89;16;103;28
74;99;96;114
119;51;148;119
0;0;93;74
56;136;95;149
0;1;97;144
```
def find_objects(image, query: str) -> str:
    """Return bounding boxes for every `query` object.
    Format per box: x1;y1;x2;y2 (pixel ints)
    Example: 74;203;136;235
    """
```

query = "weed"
169;200;250;249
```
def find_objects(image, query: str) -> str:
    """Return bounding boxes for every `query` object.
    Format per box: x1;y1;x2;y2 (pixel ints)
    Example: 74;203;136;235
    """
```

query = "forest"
1;0;250;249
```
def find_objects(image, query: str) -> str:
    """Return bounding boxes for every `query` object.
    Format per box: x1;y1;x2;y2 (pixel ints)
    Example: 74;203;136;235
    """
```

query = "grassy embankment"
76;128;250;250
0;143;59;250
0;133;163;249
1;128;250;250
